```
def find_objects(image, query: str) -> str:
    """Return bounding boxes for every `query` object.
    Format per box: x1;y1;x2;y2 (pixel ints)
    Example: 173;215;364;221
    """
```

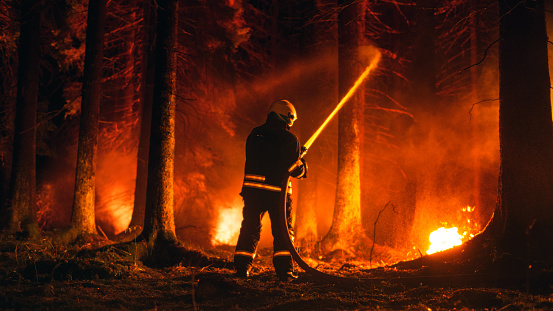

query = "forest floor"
0;235;552;310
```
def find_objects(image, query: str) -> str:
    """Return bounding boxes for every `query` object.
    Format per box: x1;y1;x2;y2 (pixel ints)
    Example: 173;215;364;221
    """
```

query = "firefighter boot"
234;252;253;278
273;252;296;282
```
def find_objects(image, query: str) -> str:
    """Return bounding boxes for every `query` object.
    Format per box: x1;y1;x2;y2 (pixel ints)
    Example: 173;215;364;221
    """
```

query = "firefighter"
234;99;307;282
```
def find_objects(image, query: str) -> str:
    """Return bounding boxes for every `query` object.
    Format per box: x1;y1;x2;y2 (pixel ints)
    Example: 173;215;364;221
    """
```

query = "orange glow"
94;149;137;235
426;206;480;254
212;199;243;246
96;184;133;234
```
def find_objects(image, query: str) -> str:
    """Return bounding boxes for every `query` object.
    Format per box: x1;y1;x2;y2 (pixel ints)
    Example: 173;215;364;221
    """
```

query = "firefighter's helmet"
268;100;297;127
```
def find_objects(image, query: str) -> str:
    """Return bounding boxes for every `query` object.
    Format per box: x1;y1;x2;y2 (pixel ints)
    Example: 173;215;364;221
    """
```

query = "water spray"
301;47;381;158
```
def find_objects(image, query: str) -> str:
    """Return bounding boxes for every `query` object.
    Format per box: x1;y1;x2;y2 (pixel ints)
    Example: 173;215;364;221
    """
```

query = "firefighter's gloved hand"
289;158;307;179
299;158;307;179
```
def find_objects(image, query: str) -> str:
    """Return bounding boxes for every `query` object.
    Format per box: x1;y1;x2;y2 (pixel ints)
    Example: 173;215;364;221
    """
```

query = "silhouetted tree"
5;0;42;237
68;0;107;239
141;0;179;246
0;1;17;224
486;0;553;265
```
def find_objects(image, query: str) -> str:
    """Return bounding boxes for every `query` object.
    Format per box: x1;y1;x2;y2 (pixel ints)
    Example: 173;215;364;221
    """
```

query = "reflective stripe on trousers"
273;250;291;258
235;250;255;258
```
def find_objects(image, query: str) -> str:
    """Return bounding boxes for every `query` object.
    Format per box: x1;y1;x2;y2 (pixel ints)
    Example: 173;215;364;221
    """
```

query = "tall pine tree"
68;0;107;239
141;0;179;246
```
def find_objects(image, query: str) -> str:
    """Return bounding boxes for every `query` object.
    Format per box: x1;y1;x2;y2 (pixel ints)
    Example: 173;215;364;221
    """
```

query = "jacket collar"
265;113;290;130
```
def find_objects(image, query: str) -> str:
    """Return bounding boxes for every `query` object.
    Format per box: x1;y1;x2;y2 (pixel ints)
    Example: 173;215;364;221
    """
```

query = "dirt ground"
1;237;552;310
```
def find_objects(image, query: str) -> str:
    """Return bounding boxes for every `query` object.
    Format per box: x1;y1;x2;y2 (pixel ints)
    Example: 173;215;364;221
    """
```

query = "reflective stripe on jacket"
243;174;293;194
241;114;302;196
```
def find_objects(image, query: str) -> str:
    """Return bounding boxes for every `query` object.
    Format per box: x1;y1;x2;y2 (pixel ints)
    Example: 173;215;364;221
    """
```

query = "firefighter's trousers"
234;189;294;275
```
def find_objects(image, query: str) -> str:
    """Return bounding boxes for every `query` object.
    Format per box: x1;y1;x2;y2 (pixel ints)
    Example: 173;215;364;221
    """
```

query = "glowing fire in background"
211;197;274;247
426;205;480;254
212;199;243;246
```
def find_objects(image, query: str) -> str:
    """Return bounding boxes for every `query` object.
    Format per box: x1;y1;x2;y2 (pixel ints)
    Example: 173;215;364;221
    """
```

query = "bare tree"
141;0;179;246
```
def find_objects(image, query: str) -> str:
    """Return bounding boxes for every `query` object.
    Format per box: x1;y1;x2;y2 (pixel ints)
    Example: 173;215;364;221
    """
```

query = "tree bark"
490;0;553;265
6;0;41;236
141;0;179;245
321;0;365;252
70;0;107;237
0;4;17;230
129;0;157;230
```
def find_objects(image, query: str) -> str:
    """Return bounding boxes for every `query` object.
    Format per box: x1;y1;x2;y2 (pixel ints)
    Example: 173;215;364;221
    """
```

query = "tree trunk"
0;5;17;230
141;0;178;245
70;0;107;237
129;0;157;230
321;0;365;252
6;0;41;236
490;0;553;265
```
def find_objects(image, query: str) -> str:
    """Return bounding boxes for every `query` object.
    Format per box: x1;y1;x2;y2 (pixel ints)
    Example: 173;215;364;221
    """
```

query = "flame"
212;199;243;246
426;205;480;254
426;227;463;254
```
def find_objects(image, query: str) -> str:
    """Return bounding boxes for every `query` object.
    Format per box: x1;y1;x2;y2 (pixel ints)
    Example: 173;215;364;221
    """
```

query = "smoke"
408;103;499;248
31;46;501;261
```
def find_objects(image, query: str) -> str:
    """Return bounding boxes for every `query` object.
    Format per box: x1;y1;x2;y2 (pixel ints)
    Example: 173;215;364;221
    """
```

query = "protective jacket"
241;113;306;195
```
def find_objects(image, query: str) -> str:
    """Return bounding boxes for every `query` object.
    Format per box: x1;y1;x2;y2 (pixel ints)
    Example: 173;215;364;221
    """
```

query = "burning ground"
1;236;552;310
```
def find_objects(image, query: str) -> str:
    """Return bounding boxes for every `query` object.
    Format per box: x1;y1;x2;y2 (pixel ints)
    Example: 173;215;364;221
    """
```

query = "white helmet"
268;100;297;127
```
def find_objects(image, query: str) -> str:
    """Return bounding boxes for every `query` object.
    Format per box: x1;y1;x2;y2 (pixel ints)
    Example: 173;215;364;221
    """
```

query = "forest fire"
0;0;552;308
426;206;479;255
